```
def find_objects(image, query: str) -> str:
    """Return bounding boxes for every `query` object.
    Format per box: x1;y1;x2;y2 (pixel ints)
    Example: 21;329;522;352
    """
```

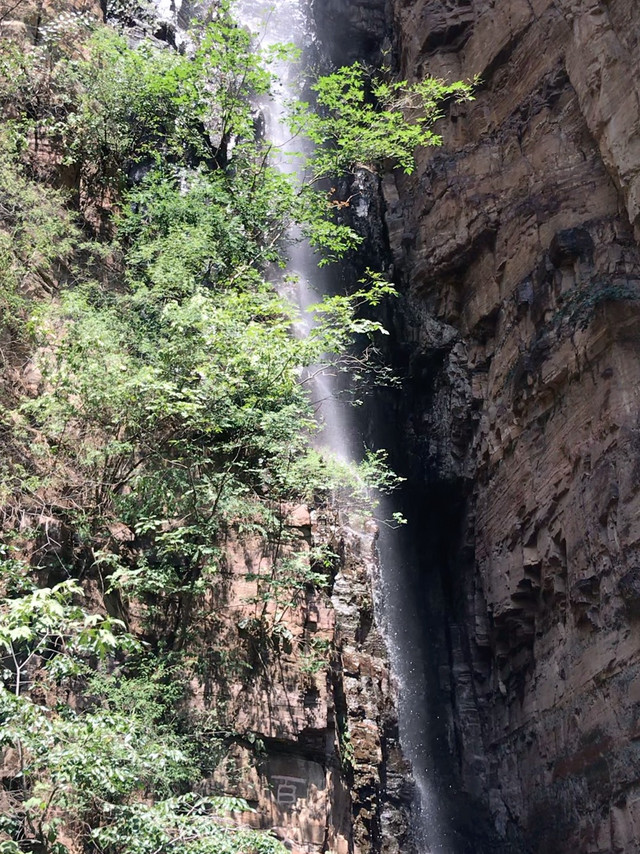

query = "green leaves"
0;7;278;210
0;580;140;695
0;8;469;854
293;62;474;178
22;156;403;597
0;675;199;851
0;653;284;854
92;792;286;854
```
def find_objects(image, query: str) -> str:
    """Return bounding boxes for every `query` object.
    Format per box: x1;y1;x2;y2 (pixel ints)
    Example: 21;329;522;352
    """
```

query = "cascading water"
375;499;452;853
234;0;356;461
234;1;451;850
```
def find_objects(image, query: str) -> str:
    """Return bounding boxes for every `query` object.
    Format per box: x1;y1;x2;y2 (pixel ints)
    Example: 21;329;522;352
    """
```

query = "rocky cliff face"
199;509;413;854
380;0;640;851
6;0;640;849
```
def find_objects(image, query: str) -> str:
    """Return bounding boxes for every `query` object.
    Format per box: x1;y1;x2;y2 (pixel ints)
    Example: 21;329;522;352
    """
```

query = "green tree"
0;584;282;854
292;61;473;179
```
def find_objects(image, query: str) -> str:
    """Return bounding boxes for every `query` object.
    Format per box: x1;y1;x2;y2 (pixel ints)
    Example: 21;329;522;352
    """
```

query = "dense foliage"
0;3;471;852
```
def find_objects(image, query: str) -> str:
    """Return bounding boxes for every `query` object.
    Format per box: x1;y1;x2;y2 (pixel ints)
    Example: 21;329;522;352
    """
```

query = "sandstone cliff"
380;0;640;851
5;0;640;850
193;508;412;854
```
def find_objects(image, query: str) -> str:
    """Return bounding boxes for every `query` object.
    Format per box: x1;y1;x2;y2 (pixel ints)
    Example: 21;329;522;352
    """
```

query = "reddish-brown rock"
187;507;413;854
384;0;640;850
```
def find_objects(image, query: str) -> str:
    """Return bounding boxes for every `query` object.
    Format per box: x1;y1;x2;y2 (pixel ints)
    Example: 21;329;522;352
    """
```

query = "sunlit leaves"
93;793;286;854
0;580;139;694
292;61;474;178
0;8;464;854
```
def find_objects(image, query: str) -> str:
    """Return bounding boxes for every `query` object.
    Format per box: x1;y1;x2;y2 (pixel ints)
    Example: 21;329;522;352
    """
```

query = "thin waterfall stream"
375;500;451;853
234;0;356;461
234;2;451;850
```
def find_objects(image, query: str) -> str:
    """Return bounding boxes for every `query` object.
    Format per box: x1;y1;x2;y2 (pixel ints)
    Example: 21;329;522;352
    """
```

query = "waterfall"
233;1;451;850
234;0;356;461
375;498;452;853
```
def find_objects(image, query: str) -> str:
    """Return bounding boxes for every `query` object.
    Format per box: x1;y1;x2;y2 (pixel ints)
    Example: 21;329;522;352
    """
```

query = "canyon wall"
380;0;640;851
6;0;640;850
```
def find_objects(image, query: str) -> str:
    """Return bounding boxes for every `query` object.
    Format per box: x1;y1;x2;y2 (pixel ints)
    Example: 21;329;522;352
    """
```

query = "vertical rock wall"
195;508;413;854
383;0;640;851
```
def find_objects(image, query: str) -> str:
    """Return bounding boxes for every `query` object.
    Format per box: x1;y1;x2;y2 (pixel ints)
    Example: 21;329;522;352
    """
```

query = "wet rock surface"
382;0;640;850
311;0;390;65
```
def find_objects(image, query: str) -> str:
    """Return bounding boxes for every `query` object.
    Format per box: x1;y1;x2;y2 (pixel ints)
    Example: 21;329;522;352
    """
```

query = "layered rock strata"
381;0;640;851
196;508;413;854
